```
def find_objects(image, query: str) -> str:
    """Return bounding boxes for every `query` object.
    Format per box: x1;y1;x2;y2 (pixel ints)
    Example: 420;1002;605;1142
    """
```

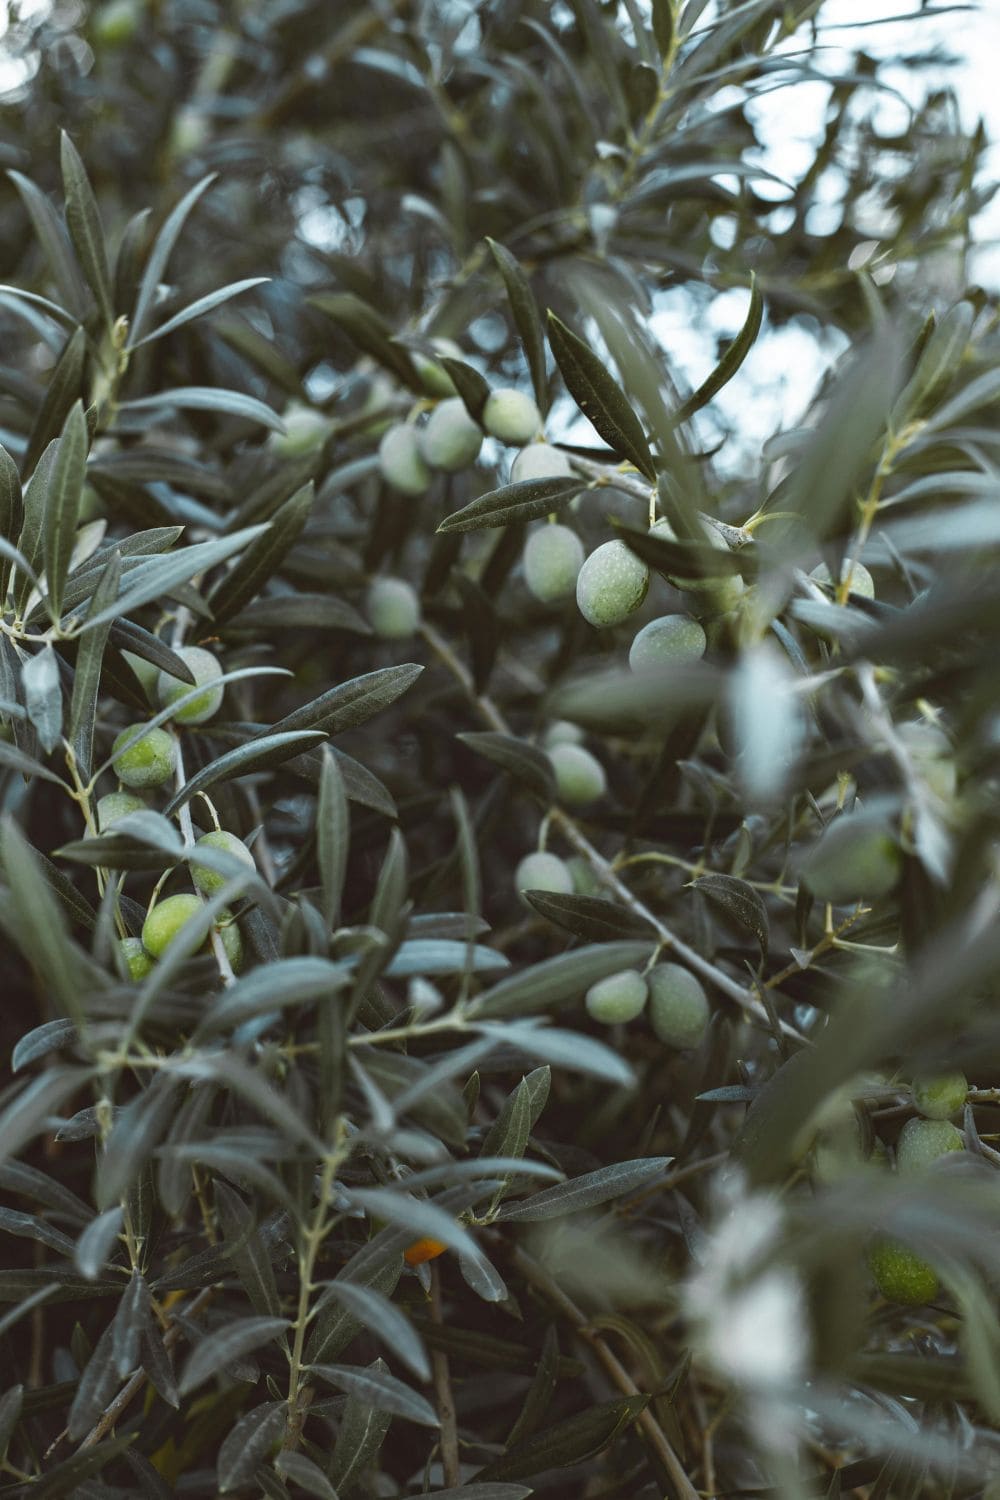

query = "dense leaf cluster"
0;1;997;1497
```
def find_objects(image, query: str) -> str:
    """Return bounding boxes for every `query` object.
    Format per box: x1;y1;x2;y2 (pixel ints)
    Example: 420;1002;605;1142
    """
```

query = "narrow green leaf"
163;729;326;816
309;1362;439;1427
546;311;655;480
304;1255;403;1368
692;872;769;962
208;482;313;625
74;1208;124;1284
60;132;113;327
458;731;556;800
437;477;579;534
438;355;491;422
7;170;89;318
328;1361;393;1490
43;399;88;621
469;942;655;1018
309;291;421;389
318;1281;430;1381
317;745;349;930
507;1326;560;1448
264;663;423;738
651;0;675;57
127;277;270;351
475;1021;636;1086
196;956;352;1036
476;1394;648;1481
487;238;548;411
497;1158;671;1221
131;173;218;345
119;385;287;433
217;1401;286;1494
32;1434;136;1497
274;1451;339;1499
22;325;86;479
21;644;62;754
0;443;23;600
215;1182;281;1319
521;891;654;943
674;276;763;423
179;1316;290;1396
0;1068;91;1174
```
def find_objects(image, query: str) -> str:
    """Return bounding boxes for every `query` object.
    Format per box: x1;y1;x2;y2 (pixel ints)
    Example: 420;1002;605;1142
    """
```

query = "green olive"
514;851;573;898
629;614;707;671
868;1237;939;1305
510;443;574;484
648;962;709;1049
191;831;256;896
548;743;607;805
542;720;584;749
271;401;332;457
418;398;483;472
585;969;648;1024
157;646;224;725
91;791;147;834
523;525;585;603
895;1117;964;1172
378;423;433;495
366;576;421;639
576;540;649;628
482;388;542;446
118;936;154;981
111;724;176;789
141;892;243;971
802;814;902;904
911;1071;967;1121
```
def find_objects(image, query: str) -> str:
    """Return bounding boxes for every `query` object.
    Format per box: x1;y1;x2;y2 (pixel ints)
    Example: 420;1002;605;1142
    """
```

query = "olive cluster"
98;644;253;980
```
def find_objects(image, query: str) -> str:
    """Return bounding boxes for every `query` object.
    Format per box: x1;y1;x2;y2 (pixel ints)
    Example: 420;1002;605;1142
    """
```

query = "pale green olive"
586;969;648;1024
511;443;574;484
378;423;433;495
366;577;421;639
548;743;607;805
911;1071;967;1121
802;814;902;903
523;525;585;603
191;831;256;896
648;963;709;1049
514;851;573;897
868;1237;938;1305
482;388;542;446
418;398;483;471
91;791;147;833
629;614;707;671
895;1117;964;1172
157;646;224;725
576;540;649;628
118;936;154;981
111;725;176;789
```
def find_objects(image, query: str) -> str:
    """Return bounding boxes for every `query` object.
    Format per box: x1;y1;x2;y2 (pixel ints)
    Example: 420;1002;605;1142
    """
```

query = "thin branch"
430;1263;461;1486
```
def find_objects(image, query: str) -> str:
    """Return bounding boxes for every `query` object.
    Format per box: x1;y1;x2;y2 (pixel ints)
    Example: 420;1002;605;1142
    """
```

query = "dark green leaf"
21;645;62;754
22;326;86;479
309;291;421;389
328;1361;392;1490
547;311;655;480
317;746;349;930
476;1394;648;1481
458;731;556;800
674;276;763;423
162;729;327;815
438;355;491;422
437;478;579;534
60;132;113;327
208;482;313;625
128;278;271;351
692;872;769;963
651;0;675;57
7;170;88;319
69;550;121;778
119;386;286;433
217;1401;287;1494
521;891;655;943
487;238;548;411
274;1451;339;1499
497;1158;671;1221
179;1316;290;1396
215;1181;281;1318
317;1281;430;1381
131;173;217;345
264;663;423;738
74;1208;123;1283
309;1362;439;1427
470;942;655;1018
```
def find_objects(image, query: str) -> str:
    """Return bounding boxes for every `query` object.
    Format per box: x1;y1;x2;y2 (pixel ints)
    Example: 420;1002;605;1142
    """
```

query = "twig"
510;1245;701;1500
430;1263;461;1486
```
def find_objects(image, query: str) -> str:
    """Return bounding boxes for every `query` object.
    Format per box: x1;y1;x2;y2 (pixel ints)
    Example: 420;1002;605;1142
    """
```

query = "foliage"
0;1;997;1496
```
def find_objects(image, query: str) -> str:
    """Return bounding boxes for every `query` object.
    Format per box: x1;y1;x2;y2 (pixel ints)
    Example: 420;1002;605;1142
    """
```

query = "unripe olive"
366;577;421;639
523;525;585;603
92;791;147;833
511;443;574;484
812;558;875;600
141;892;243;971
514;851;573;897
585;969;648;1024
629;614;707;671
169;105;208;159
118;936;154;982
378;424;432;496
157;646;224;725
548;743;607;806
273;402;332;458
895;1117;964;1172
911;1071;967;1121
414;338;462;397
801;814;902;904
542;720;584;749
567;855;603;897
868;1237;939;1305
418;398;482;472
112;724;177;789
191;830;256;896
94;0;139;45
576;541;649;628
812;1117;866;1185
482;388;542;446
648;963;709;1049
